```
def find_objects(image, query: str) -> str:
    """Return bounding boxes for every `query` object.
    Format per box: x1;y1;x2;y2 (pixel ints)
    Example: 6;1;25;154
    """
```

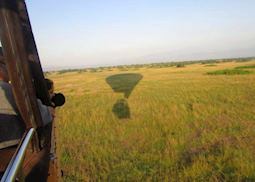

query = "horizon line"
43;56;255;72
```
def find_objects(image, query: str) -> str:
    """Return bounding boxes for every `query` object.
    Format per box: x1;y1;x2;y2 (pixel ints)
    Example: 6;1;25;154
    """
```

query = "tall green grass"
207;69;252;75
235;65;255;69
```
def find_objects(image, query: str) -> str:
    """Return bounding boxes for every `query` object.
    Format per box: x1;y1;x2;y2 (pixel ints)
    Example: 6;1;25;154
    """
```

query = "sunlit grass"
49;60;255;181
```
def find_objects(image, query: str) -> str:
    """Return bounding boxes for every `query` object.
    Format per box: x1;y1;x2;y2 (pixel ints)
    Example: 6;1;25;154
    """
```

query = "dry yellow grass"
48;60;255;181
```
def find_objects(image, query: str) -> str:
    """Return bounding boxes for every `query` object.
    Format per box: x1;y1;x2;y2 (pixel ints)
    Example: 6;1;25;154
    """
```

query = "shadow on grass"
106;73;143;119
112;99;130;119
106;73;143;98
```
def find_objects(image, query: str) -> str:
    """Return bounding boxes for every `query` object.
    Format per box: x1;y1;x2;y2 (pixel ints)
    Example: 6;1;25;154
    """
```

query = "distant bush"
204;64;217;67
57;70;72;74
207;69;252;75
176;64;185;68
57;68;83;74
201;60;219;64
89;68;98;72
117;66;129;71
78;69;87;73
235;57;255;62
235;65;255;69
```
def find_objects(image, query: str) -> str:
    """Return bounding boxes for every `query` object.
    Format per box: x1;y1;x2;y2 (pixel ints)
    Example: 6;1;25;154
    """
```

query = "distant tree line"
44;57;255;75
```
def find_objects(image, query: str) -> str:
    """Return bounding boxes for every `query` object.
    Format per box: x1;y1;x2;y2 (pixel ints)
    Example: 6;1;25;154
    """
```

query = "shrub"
176;64;185;68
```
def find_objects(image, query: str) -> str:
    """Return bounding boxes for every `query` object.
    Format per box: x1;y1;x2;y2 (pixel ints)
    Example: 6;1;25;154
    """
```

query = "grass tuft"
204;64;217;67
207;69;252;75
235;65;255;69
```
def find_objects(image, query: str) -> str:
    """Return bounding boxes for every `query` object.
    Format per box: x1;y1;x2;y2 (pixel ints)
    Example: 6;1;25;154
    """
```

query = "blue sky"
27;0;255;69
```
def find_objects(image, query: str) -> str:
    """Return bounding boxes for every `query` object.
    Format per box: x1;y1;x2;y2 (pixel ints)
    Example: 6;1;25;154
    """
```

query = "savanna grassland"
48;60;255;181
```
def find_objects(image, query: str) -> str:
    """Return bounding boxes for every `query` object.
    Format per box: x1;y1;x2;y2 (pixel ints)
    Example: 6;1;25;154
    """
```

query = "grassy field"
48;60;255;181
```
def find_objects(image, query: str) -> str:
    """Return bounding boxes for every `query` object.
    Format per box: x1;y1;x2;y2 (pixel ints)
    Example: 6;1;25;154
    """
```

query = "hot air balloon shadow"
106;73;143;119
